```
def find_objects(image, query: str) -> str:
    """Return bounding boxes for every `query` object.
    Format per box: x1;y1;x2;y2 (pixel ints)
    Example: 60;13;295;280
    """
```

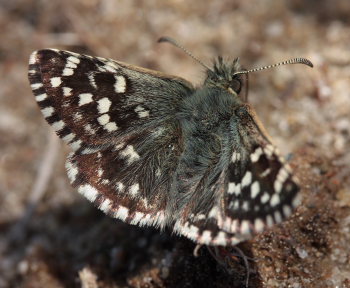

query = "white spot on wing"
264;144;274;157
228;182;241;195
195;214;206;221
138;110;149;118
134;105;150;118
251;181;260;199
104;65;117;73
116;182;124;192
114;75;126;93
78;184;99;202
187;225;199;240
283;205;292;217
213;231;227;246
242;201;249;211
70;139;82;151
106;61;119;70
63;87;72;97
129;183;140;197
31;83;43;90
67;56;80;64
274;179;283;194
52;120;65;131
66;62;77;69
97;97;112;114
223;217;232;231
278;167;289;182
41;107;54;118
79;93;93;106
29;51;37;64
130;212;144;225
274;210;282;223
120;145;140;163
35;93;47;102
62;68;74;76
232;200;239;210
261;192;270;204
73;112;83;121
208;206;218;218
115;206;129;221
88;73;97;89
251;147;263;162
81;147;101;154
285;164;293;174
240;220;250;235
102;179;109;184
231;219;239;233
84;124;96;135
266;215;274;227
99;199;111;214
200;230;212;245
234;184;241;196
62;133;75;143
227;182;236;194
270;194;280;206
254;218;264;232
231;151;240;163
292;193;302;207
50;77;62;87
65;160;78;182
139;214;151;226
114;142;125;151
241;171;252;187
274;167;289;194
103;123;117;133
153;211;166;227
97;56;106;62
260;168;271;178
97;114;110;125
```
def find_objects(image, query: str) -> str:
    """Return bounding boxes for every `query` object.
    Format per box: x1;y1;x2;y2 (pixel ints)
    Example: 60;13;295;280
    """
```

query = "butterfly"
28;37;312;246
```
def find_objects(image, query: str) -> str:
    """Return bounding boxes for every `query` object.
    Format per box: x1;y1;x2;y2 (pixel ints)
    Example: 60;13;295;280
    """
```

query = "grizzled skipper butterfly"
28;37;312;246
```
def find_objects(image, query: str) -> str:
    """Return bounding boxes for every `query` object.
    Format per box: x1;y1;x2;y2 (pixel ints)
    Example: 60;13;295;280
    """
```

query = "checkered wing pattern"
173;106;300;246
29;49;194;228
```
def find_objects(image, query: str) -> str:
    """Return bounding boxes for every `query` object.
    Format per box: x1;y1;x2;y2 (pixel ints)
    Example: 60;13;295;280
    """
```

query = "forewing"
28;49;193;152
28;49;193;227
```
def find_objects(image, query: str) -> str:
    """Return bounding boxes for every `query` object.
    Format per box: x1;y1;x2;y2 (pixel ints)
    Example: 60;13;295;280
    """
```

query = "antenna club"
297;58;313;68
233;57;313;76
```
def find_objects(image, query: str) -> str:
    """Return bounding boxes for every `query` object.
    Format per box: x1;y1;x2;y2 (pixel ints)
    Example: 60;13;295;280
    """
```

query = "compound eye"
230;78;242;94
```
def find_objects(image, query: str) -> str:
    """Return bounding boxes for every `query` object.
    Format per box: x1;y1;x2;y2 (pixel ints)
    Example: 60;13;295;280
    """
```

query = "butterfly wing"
29;49;194;228
173;104;300;245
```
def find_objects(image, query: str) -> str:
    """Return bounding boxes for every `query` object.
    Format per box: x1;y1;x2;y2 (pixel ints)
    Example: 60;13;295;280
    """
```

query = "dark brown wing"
173;104;300;245
28;49;194;228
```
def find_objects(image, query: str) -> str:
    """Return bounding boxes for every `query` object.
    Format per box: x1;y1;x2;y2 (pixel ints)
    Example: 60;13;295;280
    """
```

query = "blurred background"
0;1;349;287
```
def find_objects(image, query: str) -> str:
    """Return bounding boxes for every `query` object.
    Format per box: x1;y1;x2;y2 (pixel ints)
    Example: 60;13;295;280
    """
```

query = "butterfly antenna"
233;57;313;76
158;36;213;72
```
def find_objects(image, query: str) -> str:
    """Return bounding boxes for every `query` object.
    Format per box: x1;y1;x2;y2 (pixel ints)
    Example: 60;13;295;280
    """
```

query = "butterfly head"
206;56;246;96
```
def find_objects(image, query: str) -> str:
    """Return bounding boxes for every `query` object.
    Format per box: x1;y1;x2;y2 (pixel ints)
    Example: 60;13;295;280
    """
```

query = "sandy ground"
0;1;350;287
